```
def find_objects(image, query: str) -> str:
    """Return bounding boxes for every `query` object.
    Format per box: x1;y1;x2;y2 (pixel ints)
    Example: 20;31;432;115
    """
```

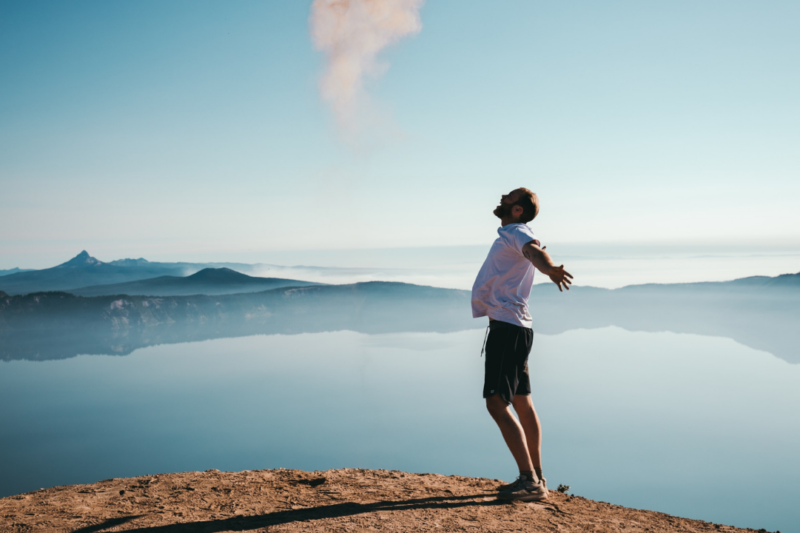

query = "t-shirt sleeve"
509;225;541;256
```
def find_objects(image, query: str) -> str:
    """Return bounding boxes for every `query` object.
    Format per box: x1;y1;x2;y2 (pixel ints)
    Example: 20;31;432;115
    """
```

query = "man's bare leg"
486;394;534;473
512;394;543;482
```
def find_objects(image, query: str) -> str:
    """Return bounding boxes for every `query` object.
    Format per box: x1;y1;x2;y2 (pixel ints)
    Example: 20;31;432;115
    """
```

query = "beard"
493;203;511;219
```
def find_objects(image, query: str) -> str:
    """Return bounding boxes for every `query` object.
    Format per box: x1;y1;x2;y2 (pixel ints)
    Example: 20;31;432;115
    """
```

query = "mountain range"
1;251;798;365
0;251;288;295
66;267;318;297
5;250;800;297
0;252;192;295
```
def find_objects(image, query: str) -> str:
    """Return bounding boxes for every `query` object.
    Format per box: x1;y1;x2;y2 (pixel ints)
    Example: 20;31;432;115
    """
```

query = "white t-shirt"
471;223;540;328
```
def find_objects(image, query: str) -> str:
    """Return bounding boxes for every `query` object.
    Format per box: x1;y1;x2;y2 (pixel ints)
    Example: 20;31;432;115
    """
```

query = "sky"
1;0;799;269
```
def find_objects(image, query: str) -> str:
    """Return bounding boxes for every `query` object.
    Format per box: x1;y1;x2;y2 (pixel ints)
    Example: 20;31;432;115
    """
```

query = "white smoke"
310;0;424;135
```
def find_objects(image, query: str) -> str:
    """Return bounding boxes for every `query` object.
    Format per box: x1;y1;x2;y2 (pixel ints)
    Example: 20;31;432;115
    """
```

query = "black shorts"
483;320;533;403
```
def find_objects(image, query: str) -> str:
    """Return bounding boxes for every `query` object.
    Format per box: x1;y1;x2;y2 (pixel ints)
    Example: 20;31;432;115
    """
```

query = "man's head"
493;188;539;224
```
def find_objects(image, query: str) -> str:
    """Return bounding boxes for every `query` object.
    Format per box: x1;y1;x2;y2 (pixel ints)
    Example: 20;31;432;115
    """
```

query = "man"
471;188;573;502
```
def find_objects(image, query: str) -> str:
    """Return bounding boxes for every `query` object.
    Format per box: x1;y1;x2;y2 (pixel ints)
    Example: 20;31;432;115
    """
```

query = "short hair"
515;188;539;223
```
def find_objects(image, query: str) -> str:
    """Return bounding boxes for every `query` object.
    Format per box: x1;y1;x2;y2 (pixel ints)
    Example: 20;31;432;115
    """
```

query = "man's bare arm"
522;242;573;292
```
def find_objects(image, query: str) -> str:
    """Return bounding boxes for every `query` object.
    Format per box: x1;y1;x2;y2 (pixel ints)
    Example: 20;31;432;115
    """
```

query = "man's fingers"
551;267;574;292
557;266;574;277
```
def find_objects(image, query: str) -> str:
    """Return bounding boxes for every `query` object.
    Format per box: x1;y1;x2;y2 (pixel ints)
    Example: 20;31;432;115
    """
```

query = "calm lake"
1;327;799;532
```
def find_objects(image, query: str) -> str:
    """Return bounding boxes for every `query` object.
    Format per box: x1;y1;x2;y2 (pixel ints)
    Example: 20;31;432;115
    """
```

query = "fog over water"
153;243;800;290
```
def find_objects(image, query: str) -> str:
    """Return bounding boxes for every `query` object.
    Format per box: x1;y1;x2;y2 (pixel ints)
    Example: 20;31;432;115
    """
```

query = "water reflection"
1;283;797;363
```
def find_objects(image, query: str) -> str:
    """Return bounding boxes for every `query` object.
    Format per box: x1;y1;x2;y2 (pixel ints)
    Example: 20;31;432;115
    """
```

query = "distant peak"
187;267;251;281
58;251;103;268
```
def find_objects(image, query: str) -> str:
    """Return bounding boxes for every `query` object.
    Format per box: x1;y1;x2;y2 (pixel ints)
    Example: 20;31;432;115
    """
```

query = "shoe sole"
498;478;548;493
497;491;548;502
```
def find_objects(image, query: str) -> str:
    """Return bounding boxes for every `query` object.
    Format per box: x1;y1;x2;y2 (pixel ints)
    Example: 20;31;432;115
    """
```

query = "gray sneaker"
498;476;548;493
497;475;548;501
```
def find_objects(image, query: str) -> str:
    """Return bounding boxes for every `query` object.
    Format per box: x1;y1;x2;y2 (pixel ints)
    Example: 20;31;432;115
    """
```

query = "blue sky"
1;0;798;268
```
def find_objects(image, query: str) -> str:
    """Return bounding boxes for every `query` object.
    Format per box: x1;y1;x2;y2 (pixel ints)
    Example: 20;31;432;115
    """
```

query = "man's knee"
486;394;510;418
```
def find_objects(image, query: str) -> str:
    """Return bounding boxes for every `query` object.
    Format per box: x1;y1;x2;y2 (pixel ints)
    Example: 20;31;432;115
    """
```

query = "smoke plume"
310;0;424;134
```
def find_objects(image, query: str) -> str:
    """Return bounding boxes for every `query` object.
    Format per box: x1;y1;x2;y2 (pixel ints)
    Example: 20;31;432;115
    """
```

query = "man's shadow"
72;493;506;533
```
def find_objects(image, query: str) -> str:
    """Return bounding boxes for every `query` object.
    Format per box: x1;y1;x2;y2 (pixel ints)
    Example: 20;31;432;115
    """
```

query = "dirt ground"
0;468;774;532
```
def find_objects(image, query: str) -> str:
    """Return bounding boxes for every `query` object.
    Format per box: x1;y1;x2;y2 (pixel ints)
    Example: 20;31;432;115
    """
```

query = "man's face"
493;189;522;220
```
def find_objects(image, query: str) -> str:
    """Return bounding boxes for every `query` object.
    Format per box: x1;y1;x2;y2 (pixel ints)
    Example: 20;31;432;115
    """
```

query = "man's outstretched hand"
548;265;573;292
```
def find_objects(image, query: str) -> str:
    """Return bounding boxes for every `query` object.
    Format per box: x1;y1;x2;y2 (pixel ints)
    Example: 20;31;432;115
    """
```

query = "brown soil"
0;468;767;532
